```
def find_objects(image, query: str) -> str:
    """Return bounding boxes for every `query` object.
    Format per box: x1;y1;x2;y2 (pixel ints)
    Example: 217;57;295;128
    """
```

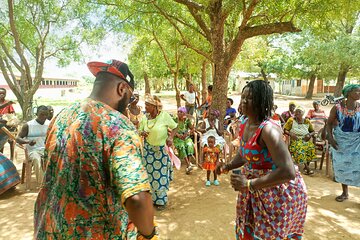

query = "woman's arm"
250;124;296;190
216;151;247;175
326;105;338;149
215;119;223;136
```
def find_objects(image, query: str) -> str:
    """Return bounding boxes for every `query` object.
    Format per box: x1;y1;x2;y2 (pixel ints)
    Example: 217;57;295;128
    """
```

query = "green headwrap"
342;84;360;97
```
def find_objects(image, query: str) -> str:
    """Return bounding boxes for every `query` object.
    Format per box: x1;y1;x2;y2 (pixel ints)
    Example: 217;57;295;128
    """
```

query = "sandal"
335;194;348;202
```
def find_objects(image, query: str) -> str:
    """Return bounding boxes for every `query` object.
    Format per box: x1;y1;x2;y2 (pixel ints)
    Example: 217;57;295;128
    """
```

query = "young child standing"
202;136;220;186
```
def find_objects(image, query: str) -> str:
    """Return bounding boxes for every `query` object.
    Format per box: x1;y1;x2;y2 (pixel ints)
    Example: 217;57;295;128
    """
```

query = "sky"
43;35;132;80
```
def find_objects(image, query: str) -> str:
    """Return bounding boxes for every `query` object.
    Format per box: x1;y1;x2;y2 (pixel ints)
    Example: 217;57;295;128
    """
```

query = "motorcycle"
320;94;345;106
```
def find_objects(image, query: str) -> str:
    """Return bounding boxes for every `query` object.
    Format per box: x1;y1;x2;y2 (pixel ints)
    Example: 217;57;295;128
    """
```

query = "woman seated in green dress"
173;107;196;174
284;105;316;175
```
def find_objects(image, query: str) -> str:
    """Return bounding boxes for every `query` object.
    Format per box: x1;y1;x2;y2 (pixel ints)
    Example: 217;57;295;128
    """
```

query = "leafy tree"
0;0;104;119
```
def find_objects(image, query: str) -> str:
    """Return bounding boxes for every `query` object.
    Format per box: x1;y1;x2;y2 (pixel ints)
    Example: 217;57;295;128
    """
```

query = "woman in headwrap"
327;84;360;202
284;105;316;175
126;91;143;128
139;94;177;210
281;101;296;123
173;107;196;174
198;108;225;149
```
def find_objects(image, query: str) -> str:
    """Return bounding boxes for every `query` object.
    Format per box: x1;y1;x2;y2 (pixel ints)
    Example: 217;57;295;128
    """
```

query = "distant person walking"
34;60;157;239
327;84;360;202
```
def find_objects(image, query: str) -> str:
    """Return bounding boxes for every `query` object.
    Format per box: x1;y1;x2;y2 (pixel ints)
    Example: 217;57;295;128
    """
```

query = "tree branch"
173;0;204;11
152;31;175;75
7;0;32;86
226;21;301;68
239;0;259;30
187;7;211;42
153;3;211;60
0;41;23;73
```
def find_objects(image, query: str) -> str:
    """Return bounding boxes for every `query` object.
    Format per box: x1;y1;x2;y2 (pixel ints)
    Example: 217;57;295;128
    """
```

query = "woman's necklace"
146;113;159;129
343;101;358;117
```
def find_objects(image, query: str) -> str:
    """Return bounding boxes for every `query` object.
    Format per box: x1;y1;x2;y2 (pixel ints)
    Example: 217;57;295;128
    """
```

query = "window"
297;80;301;87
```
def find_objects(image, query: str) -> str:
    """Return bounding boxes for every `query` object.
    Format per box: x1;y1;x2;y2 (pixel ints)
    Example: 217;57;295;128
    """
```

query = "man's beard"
117;92;129;114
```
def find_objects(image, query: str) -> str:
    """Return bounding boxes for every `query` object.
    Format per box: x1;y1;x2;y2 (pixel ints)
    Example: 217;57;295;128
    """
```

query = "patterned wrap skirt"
236;166;307;239
288;139;315;164
143;141;173;206
0;154;20;195
331;127;360;187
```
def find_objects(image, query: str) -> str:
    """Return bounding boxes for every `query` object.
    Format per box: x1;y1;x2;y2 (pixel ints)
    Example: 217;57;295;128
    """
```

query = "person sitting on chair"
0;88;16;159
16;105;49;184
46;105;54;121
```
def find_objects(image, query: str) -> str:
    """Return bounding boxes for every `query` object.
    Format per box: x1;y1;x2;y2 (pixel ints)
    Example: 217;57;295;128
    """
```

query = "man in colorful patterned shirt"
34;60;157;239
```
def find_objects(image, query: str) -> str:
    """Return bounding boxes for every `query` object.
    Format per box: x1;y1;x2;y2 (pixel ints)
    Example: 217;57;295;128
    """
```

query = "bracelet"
138;227;157;239
247;180;250;191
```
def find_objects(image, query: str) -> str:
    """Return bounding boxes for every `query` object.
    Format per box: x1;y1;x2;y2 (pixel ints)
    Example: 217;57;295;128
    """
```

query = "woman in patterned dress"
284;106;316;175
327;84;360;202
139;94;177;210
216;80;307;239
173;107;195;174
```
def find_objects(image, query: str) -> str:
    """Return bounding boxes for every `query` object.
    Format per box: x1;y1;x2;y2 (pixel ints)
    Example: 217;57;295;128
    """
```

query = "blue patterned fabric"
143;140;173;206
0;153;20;195
331;103;360;186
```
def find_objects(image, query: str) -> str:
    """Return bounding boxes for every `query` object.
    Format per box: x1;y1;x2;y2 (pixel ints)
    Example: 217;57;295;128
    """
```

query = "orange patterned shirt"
34;98;150;239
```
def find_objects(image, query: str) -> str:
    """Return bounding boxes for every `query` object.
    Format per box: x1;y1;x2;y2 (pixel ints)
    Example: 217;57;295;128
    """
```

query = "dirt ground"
1;94;360;240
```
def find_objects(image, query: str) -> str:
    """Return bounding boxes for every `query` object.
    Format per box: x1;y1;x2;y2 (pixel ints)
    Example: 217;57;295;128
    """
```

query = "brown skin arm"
215;151;247;175
251;124;296;190
326;105;339;150
16;124;36;145
124;191;155;236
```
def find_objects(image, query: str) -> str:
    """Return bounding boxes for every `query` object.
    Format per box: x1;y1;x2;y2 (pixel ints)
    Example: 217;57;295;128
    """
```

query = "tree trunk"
201;61;208;103
334;64;350;97
185;73;192;90
260;68;268;82
305;74;316;99
174;72;181;108
144;72;151;94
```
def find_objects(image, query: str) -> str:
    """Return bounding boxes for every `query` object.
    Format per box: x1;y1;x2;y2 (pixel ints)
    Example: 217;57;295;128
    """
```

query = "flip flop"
335;195;348;202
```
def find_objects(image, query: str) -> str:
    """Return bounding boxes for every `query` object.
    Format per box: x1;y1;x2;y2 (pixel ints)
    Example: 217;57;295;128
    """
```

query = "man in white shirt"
180;83;200;115
16;105;49;184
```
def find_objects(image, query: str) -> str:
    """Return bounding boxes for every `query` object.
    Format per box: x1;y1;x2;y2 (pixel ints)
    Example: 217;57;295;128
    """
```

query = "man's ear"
116;81;127;99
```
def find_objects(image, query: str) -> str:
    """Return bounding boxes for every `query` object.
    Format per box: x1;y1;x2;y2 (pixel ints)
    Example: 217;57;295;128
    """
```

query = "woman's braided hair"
243;80;273;122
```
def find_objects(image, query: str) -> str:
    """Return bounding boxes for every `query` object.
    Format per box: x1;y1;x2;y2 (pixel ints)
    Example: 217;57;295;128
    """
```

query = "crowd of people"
0;58;359;239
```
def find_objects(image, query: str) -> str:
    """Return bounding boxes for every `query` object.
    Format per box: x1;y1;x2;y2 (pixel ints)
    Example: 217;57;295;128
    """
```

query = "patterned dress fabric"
331;103;360;187
236;118;307;240
284;118;316;164
202;146;220;171
0;153;20;195
139;111;177;206
143;141;173;206
173;117;194;159
34;98;151;239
